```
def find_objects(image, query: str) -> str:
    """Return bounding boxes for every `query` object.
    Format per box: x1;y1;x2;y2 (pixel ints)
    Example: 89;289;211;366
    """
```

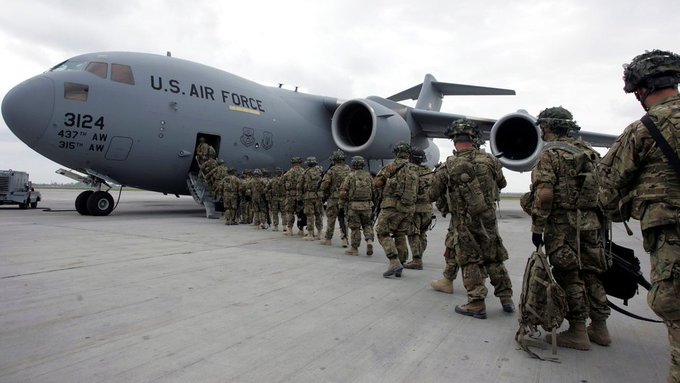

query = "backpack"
350;171;373;202
516;246;568;361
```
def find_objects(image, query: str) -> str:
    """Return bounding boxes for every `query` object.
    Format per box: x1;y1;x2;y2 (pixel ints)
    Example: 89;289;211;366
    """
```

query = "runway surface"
0;189;668;382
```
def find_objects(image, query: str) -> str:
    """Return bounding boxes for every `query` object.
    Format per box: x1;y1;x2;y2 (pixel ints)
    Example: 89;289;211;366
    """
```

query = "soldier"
374;142;419;277
250;169;268;229
339;156;375;256
299;157;324;240
195;137;216;165
428;120;513;319
221;167;241;225
529;107;608;350
320;150;351;247
282;157;306;236
403;147;434;270
599;50;680;381
241;169;254;225
267;167;286;231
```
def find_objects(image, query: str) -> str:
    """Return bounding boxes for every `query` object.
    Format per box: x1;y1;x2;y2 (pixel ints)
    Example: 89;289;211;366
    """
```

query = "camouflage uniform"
320;150;351;246
428;119;513;318
339;156;374;255
250;169;268;229
299;157;324;240
374;142;420;277
282;157;305;235
531;107;607;350
240;169;253;224
221;168;241;225
599;48;680;383
404;148;434;269
195;138;216;165
267;168;286;231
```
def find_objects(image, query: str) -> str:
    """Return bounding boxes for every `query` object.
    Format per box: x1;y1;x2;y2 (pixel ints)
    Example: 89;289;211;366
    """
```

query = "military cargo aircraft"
1;51;616;216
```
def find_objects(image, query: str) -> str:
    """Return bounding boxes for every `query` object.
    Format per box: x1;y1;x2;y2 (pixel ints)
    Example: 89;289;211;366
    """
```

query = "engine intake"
489;110;543;172
331;98;410;158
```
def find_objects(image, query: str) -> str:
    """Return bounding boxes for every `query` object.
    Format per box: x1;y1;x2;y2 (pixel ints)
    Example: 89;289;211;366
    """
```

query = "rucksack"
350;171;373;202
516;246;568;361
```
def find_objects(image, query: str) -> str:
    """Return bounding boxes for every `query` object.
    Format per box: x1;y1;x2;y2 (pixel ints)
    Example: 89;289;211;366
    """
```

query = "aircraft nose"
2;75;55;146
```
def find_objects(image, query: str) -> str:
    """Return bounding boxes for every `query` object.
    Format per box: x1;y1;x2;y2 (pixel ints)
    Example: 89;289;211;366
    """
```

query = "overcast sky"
1;0;678;191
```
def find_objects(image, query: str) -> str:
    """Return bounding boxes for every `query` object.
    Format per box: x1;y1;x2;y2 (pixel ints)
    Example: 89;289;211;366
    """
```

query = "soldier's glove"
531;232;544;249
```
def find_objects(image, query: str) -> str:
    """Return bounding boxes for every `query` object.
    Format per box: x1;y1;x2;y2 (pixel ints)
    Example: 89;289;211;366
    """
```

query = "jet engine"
489;110;543;172
331;98;411;158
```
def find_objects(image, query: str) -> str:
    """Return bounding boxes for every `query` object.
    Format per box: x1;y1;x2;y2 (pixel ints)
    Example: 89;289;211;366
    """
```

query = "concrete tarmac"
0;189;669;382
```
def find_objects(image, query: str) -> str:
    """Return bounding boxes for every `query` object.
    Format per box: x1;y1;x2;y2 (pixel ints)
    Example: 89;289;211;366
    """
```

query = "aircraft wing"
409;109;496;141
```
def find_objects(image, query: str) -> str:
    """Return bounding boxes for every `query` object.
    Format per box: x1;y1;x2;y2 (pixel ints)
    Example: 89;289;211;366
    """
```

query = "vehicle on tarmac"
0;169;41;209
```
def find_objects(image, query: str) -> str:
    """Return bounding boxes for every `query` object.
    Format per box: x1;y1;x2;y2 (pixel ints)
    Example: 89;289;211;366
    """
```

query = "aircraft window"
50;60;86;72
64;82;89;102
111;64;135;85
86;62;108;79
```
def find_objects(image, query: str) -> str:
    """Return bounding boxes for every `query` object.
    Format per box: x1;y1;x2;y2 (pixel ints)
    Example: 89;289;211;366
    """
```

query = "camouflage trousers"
347;208;374;249
375;208;412;260
270;198;284;228
222;195;238;224
450;210;512;303
407;211;432;259
545;220;606;322
324;199;343;240
303;198;323;234
644;225;680;383
442;241;460;281
284;195;300;229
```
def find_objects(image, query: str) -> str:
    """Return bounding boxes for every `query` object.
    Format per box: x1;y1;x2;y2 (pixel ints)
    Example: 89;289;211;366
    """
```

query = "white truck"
0;170;41;209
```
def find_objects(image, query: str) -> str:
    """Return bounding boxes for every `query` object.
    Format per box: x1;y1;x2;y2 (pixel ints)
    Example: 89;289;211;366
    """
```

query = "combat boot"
304;230;313;241
587;320;611;346
382;258;403;278
500;297;515;313
284;226;293;236
320;238;331;245
345;247;358;256
430;278;453;294
546;322;591;351
342;237;349;248
366;240;374;256
272;225;279;231
455;301;487;319
403;258;423;270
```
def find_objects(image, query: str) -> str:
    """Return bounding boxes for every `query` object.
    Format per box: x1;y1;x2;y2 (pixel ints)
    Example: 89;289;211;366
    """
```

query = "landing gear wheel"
75;190;94;215
87;191;114;216
30;201;38;209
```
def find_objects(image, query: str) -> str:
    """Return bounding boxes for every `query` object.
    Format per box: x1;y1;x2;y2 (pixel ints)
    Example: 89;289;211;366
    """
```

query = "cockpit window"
50;60;86;72
85;62;108;79
111;64;135;85
64;82;89;102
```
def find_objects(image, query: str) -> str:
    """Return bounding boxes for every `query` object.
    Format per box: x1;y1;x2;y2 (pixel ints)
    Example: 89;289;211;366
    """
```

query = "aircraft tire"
30;201;38;209
87;191;114;216
19;200;28;209
75;190;94;215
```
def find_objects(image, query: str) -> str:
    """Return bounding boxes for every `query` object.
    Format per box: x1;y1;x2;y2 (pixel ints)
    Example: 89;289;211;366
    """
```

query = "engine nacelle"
331;98;411;158
489;110;543;172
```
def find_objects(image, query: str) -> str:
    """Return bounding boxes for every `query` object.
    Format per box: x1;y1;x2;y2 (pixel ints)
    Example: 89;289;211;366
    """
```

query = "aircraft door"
191;133;221;174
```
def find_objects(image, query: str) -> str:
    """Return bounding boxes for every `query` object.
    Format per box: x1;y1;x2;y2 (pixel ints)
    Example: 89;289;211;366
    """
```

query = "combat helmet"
290;156;303;164
410;146;426;164
330;149;346;162
252;168;263;176
623;49;680;93
274;166;284;176
392;141;412;159
306;156;318;167
446;119;479;143
350;155;366;169
535;106;580;135
227;167;237;175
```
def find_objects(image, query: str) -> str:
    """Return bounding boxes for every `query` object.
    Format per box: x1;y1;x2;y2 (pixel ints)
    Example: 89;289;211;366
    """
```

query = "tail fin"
387;74;515;112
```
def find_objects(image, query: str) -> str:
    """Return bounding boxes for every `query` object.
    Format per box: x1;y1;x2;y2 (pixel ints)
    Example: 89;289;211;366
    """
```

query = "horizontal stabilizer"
388;81;515;102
